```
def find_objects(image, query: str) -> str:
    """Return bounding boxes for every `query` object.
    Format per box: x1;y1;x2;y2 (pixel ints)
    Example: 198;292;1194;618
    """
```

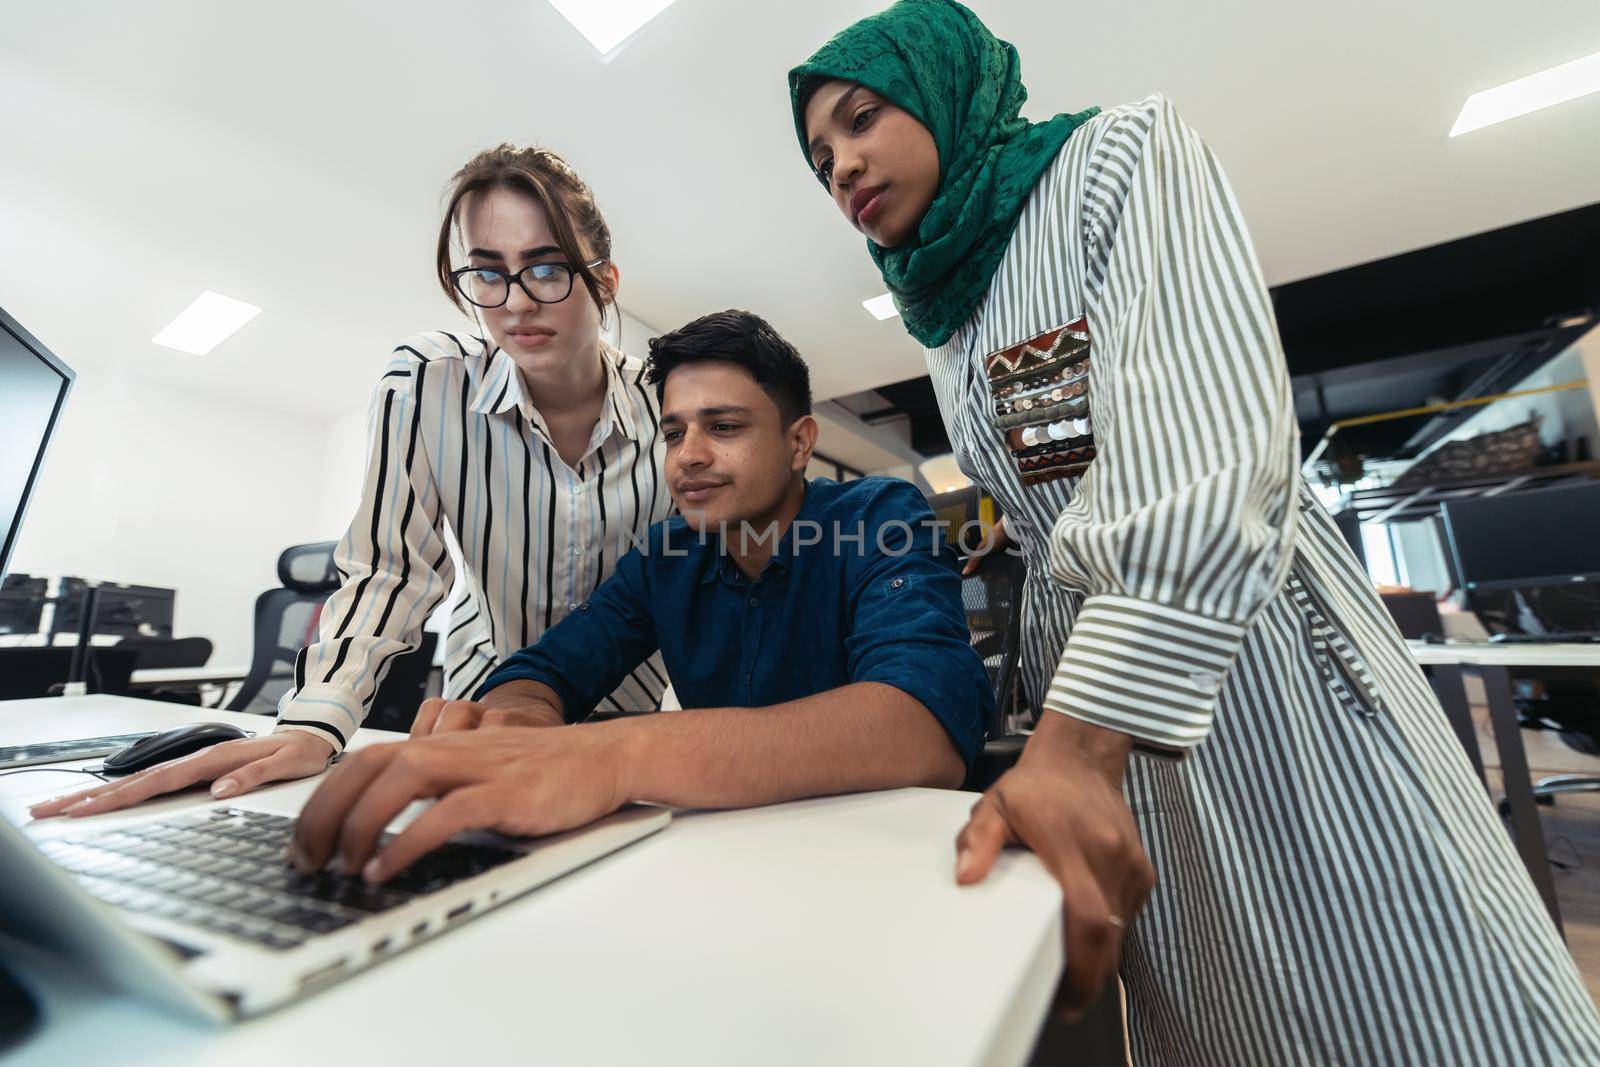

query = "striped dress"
925;95;1600;1064
274;331;672;753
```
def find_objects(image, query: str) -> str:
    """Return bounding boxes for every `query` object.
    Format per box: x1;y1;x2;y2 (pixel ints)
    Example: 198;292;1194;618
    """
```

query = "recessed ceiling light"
546;0;679;56
1449;49;1600;137
863;293;900;321
151;291;261;355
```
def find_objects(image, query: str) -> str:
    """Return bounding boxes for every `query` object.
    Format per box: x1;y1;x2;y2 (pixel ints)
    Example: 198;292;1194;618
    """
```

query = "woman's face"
802;80;939;249
458;186;617;381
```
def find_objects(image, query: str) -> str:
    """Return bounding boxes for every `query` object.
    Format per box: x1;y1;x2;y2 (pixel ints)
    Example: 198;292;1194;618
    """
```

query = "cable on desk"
0;767;109;783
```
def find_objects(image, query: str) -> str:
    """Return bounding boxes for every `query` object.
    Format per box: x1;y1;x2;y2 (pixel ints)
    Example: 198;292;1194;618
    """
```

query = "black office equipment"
0;647;139;701
363;631;441;733
1380;591;1445;640
117;636;215;705
227;542;341;714
0;574;47;635
51;579;176;640
962;551;1029;792
0;306;74;585
101;722;253;776
1441;482;1600;592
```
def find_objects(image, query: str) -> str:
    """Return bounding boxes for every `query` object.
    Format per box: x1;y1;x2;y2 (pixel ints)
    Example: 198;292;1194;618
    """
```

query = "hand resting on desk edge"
29;730;336;818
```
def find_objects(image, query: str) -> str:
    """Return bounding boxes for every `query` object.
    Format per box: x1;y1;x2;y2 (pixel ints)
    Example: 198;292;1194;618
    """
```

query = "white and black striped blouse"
274;331;672;753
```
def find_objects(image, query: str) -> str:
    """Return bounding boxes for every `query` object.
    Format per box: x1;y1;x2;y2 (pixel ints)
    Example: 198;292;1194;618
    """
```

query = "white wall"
9;368;332;666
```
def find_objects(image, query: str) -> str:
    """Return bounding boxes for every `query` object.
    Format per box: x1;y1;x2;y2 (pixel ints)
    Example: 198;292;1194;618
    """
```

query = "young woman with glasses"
32;146;673;817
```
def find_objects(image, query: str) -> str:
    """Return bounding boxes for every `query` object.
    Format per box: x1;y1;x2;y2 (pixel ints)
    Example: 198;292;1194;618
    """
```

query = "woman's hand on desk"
27;731;336;819
953;711;1154;1019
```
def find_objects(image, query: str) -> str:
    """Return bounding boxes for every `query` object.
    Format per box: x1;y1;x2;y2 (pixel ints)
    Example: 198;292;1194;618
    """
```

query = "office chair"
361;632;440;734
117;635;213;670
117;636;215;705
961;551;1031;791
923;487;1033;790
226;542;340;715
0;646;139;700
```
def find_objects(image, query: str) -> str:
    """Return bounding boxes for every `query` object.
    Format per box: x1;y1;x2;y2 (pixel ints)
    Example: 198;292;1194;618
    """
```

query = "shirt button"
570;484;582;495
891;577;905;589
748;597;759;607
570;546;581;556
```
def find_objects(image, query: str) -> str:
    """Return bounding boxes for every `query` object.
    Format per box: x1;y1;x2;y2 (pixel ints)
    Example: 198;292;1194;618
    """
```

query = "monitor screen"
1442;482;1600;591
0;309;75;583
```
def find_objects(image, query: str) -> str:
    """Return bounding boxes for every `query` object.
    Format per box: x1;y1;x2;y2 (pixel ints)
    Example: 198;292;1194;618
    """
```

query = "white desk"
127;666;250;690
1406;640;1600;933
0;697;1063;1067
1407;641;1600;669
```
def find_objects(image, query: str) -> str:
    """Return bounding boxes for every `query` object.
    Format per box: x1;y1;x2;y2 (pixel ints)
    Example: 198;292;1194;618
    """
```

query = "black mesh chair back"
279;541;341;589
362;631;440;734
961;552;1025;740
116;636;213;670
0;647;139;700
227;542;341;715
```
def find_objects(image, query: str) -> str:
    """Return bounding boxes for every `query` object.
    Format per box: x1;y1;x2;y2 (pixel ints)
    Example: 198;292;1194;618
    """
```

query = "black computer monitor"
1441;482;1600;592
0;307;75;584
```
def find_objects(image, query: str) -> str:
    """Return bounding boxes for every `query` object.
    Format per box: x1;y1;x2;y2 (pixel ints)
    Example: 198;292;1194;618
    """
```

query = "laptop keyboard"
38;808;522;951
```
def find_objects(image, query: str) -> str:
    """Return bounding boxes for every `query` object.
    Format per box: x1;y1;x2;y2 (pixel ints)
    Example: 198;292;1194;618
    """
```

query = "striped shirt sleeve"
1041;95;1299;754
274;357;455;753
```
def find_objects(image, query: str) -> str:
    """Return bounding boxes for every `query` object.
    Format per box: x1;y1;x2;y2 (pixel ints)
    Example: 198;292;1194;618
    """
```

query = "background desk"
1408;641;1600;934
126;666;250;690
0;696;1064;1067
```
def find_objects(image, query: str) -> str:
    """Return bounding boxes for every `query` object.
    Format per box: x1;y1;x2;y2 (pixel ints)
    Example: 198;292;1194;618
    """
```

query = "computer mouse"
101;722;253;777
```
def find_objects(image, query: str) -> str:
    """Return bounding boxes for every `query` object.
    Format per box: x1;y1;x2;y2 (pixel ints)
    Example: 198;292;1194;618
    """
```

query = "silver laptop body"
1;802;669;1021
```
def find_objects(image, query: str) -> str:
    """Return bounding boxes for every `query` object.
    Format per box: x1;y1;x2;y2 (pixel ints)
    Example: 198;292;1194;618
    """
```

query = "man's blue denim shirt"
476;477;990;768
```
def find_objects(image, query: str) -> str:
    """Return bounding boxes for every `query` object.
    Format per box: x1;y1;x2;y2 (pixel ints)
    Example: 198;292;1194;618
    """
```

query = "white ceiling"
3;0;1598;420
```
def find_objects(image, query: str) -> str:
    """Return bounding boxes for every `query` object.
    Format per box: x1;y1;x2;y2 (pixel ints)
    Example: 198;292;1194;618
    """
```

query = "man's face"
660;362;812;534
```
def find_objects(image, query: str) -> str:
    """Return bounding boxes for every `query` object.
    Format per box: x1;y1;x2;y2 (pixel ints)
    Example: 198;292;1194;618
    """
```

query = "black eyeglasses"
449;259;605;309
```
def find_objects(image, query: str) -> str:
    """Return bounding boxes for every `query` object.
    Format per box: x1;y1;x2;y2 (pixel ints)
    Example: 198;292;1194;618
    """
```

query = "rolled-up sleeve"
846;483;991;768
475;547;658;721
1042;95;1298;755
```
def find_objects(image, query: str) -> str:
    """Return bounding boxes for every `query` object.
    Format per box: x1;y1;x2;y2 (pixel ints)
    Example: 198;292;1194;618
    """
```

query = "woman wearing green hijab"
790;2;1600;1063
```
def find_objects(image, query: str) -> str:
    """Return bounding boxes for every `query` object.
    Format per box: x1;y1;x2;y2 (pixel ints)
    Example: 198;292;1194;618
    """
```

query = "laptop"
0;304;673;1021
3;802;668;1021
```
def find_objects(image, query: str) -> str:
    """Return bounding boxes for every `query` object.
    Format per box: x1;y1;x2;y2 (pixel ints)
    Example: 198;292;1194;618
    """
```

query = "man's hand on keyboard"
28;731;336;819
289;726;629;884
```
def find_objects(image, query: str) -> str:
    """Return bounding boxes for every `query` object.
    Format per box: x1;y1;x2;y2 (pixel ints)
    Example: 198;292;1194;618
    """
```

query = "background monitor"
1441;481;1600;591
0;306;75;584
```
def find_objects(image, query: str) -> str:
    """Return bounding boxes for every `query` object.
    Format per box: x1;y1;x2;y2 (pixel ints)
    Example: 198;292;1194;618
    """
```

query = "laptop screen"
0;309;75;583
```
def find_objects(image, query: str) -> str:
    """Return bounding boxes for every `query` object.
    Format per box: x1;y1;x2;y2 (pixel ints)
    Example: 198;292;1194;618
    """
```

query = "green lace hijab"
788;0;1097;348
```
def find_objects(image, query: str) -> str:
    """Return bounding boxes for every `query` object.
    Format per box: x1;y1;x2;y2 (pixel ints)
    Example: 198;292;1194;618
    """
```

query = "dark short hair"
645;310;813;426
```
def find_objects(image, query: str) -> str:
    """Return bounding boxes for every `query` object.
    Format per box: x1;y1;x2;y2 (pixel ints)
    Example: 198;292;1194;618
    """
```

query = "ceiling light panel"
151;291;261;355
546;0;680;56
1450;50;1600;137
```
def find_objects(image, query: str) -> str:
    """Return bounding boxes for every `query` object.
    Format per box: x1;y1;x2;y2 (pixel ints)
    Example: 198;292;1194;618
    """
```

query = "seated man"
286;310;992;882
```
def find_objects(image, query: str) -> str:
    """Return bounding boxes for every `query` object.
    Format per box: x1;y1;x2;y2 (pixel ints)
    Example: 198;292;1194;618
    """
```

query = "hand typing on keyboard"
290;726;630;884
